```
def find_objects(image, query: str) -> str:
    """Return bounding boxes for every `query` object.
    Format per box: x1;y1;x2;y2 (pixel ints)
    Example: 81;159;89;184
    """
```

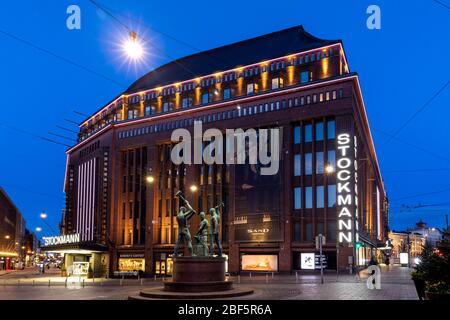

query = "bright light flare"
40;212;47;219
190;185;198;192
122;31;144;61
35;227;42;232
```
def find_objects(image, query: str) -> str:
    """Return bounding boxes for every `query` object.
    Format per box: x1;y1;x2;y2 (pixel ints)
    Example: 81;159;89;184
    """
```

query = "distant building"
388;231;425;264
0;187;26;270
24;229;39;267
408;220;442;248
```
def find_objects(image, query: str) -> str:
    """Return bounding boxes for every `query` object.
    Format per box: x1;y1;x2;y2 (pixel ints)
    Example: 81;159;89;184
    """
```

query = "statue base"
129;256;254;299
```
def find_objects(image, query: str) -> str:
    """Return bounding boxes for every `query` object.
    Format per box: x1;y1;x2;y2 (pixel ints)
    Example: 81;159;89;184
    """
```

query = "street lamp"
325;164;334;174
39;212;57;234
35;227;42;232
40;212;47;219
190;185;198;192
146;175;155;183
4;235;10;240
123;31;144;61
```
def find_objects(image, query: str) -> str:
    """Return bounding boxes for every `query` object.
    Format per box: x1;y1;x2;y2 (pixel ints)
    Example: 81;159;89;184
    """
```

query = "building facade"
0;187;26;270
56;26;388;276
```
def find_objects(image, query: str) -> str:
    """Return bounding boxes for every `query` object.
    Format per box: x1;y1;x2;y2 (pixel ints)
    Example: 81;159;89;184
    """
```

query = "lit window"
246;83;255;94
144;106;151;116
271;77;284;89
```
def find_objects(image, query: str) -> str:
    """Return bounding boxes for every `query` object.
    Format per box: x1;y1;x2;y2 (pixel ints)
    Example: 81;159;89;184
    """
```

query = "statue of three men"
173;191;223;257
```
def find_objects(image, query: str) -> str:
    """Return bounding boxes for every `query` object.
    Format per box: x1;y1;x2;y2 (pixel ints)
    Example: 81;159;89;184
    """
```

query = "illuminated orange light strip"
80;43;344;128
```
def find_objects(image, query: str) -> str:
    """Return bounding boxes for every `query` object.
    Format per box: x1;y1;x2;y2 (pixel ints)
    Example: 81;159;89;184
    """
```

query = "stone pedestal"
129;255;253;299
165;256;232;292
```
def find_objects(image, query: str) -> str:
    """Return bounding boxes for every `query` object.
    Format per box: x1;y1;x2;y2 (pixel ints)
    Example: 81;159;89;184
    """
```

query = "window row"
293;185;337;209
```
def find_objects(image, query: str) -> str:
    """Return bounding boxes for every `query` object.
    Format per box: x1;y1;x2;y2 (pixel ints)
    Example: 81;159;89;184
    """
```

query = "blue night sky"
0;0;449;237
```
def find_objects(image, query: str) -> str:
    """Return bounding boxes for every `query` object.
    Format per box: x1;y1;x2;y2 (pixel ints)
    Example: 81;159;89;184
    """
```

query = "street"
0;266;418;300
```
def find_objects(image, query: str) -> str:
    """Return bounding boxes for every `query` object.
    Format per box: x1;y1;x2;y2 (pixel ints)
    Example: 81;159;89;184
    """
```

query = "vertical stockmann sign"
336;133;357;244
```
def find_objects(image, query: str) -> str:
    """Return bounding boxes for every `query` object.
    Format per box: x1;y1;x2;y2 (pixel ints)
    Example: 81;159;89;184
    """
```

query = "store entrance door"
154;253;173;276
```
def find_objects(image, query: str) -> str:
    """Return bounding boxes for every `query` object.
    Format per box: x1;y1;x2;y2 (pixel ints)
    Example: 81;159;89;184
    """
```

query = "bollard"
162;276;165;282
93;277;95;283
249;272;252;279
154;275;157;282
65;279;67;288
272;272;274;279
140;278;143;286
238;275;241;284
48;279;51;287
295;271;298;282
120;278;123;286
265;274;268;284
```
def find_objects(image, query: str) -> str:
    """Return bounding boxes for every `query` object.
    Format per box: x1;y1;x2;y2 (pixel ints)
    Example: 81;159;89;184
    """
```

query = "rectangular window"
327;150;336;168
246;83;254;94
182;97;192;108
305;223;312;241
294;222;301;242
305;153;312;175
328;185;336;207
316;122;324;141
223;88;231;100
327;120;335;139
294;187;301;209
317;186;324;208
294;154;301;176
294;126;301;144
316;152;324;174
327;221;336;241
305;124;312;142
145;106;151;116
305;187;313;209
300;71;309;84
271;77;283;89
202;93;210;104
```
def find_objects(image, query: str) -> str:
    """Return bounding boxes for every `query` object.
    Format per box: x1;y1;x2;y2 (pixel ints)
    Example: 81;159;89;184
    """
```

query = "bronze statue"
173;191;196;256
194;212;209;256
209;202;224;256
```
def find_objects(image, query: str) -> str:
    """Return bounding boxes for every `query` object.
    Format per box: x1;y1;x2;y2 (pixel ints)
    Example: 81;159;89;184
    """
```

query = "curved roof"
125;25;340;94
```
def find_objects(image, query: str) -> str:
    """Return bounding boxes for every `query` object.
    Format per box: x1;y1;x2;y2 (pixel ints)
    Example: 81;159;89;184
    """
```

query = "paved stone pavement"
0;265;418;300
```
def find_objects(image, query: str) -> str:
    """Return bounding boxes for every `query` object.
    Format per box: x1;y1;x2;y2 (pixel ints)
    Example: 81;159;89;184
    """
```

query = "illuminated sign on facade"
42;233;80;246
300;253;315;270
336;133;353;244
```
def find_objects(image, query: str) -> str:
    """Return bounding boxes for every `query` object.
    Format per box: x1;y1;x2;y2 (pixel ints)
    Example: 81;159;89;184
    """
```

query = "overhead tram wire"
0;28;126;88
384;80;450;144
0;124;71;148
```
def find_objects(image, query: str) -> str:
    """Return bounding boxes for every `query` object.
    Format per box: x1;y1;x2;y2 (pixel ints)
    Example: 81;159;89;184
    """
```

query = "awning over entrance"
41;243;108;254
